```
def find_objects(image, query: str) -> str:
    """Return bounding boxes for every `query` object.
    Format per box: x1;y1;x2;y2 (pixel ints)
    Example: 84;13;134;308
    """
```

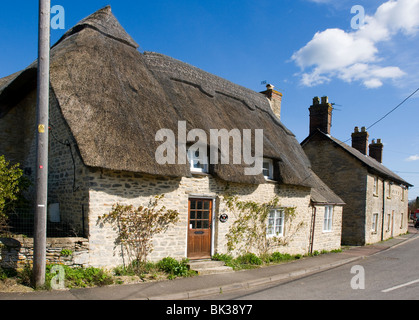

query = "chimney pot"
261;84;282;121
369;138;384;163
351;126;369;155
309;96;333;135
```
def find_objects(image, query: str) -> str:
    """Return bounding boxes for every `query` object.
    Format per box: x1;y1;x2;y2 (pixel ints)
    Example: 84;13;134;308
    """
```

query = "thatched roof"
0;6;321;189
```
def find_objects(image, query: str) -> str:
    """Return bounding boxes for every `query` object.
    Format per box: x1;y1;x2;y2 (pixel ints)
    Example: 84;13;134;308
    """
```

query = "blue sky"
1;0;418;200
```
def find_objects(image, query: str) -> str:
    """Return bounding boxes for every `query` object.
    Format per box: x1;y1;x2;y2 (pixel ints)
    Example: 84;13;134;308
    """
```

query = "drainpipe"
310;205;316;254
381;179;386;241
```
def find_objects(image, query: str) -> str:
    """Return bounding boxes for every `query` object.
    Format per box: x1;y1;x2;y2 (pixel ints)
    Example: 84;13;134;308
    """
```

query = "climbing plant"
223;195;303;257
98;195;180;273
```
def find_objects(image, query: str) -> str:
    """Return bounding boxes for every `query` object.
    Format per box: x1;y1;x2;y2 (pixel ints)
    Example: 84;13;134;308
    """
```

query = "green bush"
236;253;263;266
44;265;114;289
156;257;194;279
269;252;293;263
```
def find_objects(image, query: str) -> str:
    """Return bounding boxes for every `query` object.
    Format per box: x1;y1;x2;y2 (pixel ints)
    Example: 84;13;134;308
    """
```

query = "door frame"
186;195;216;259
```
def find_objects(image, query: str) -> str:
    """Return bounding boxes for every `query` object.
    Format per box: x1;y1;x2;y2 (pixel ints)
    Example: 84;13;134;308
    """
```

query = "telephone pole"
33;0;51;288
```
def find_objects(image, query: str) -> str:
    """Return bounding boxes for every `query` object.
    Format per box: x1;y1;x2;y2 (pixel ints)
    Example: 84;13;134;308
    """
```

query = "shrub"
156;257;194;279
269;252;293;263
0;155;30;235
98;195;180;273
236;253;263;266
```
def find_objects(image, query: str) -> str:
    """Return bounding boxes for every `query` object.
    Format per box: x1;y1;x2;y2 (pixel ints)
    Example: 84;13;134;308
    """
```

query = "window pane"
190;211;196;220
197;201;203;209
190;201;196;209
203;211;209;220
204;201;210;210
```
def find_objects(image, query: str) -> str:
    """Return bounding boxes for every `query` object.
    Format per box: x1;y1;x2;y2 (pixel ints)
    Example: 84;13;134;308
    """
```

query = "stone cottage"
301;96;412;246
0;6;344;268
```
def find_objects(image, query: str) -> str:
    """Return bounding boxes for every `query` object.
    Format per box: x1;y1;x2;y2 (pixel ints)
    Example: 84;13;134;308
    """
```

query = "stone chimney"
369;138;384;163
261;84;283;121
309;96;333;135
351;126;369;155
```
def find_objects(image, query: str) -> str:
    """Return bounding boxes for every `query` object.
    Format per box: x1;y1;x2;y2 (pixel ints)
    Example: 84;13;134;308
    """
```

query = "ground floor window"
372;213;379;232
323;206;333;232
267;209;284;237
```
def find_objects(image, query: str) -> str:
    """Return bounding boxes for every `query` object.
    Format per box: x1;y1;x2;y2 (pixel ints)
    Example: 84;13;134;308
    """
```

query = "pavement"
1;224;418;300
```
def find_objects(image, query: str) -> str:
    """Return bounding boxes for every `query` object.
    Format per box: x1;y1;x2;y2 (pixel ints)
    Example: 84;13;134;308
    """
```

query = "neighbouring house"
301;96;412;246
0;6;344;268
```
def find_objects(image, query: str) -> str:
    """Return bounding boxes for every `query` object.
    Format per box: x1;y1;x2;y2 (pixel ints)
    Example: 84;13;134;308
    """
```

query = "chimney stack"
261;84;283;121
351;126;369;155
309;96;333;135
369;138;384;163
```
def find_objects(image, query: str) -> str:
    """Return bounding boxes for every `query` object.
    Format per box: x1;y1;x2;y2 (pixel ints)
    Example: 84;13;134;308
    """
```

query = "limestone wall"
86;168;318;268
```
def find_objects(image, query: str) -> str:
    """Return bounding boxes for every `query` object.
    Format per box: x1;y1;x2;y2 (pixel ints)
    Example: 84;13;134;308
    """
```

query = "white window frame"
373;176;378;196
187;146;208;174
323;205;333;232
267;209;284;237
372;213;379;232
263;158;274;180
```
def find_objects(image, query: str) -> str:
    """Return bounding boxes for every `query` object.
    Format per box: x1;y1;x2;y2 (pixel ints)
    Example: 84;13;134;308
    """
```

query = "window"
372;213;379;232
387;182;392;199
323;206;333;232
263;158;274;180
373;176;378;196
387;213;391;231
400;213;404;229
187;146;208;173
267;209;284;237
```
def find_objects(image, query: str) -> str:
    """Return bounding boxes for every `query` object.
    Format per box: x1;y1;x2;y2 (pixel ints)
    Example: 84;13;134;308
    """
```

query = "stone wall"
0;237;89;270
365;173;409;244
0;89;89;237
303;138;367;245
303;137;409;246
311;205;343;253
87;168;318;268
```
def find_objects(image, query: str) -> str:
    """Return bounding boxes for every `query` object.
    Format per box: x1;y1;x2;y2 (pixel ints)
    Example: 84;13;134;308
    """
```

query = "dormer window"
187;146;208;173
263;158;274;180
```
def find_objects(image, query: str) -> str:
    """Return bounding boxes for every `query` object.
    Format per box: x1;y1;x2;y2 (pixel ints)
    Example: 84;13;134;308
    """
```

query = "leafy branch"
223;195;301;256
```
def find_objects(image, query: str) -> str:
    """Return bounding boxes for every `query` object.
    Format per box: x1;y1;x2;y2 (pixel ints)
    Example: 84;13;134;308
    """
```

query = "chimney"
309;96;333;135
351;126;369;155
369;138;383;163
261;84;283;121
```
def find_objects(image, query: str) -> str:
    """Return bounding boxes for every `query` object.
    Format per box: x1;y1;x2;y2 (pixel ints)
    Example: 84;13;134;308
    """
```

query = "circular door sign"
219;214;228;223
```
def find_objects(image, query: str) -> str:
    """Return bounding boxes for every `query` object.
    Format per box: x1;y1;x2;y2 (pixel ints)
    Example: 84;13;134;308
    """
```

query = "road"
195;235;419;300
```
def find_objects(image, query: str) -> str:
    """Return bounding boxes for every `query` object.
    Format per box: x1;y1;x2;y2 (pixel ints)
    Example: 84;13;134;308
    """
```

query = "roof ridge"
53;5;139;49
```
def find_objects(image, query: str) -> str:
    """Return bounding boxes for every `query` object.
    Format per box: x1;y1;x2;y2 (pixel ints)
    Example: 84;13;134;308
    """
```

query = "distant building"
302;96;412;245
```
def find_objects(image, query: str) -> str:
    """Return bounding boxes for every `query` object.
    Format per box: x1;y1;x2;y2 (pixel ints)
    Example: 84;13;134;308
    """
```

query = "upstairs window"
373;176;378;196
187;146;208;174
263;158;274;180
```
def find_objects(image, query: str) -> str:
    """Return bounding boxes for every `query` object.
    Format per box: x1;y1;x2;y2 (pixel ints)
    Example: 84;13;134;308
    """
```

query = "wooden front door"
187;198;213;259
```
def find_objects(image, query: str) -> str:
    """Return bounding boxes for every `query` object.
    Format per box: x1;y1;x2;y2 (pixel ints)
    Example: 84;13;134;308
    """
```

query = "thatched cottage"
0;6;344;268
302;96;412;246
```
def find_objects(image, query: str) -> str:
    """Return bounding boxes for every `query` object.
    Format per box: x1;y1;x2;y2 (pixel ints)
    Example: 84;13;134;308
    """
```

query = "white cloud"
292;0;419;88
406;155;419;162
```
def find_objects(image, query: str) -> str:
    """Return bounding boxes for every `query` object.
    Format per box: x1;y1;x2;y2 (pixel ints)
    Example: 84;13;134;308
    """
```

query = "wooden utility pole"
33;0;51;288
